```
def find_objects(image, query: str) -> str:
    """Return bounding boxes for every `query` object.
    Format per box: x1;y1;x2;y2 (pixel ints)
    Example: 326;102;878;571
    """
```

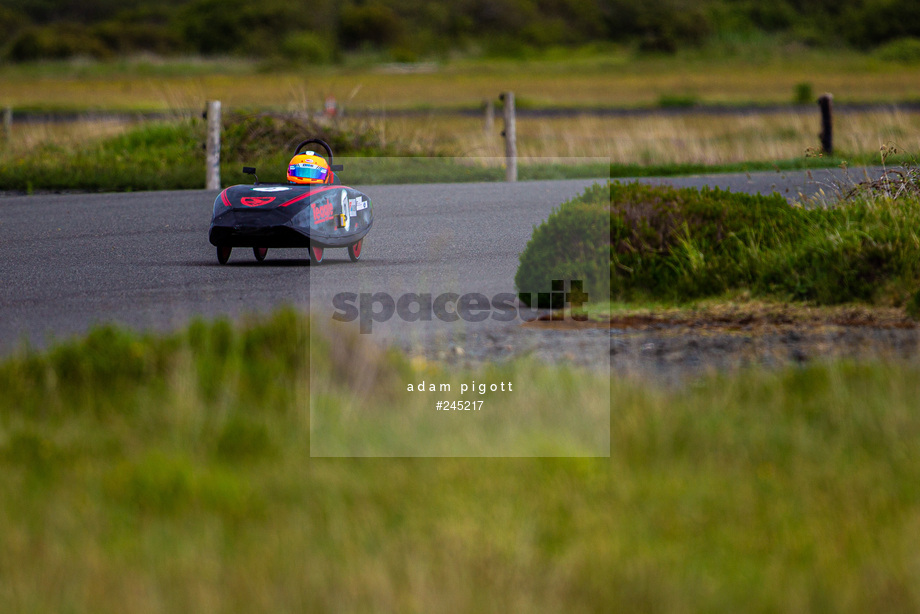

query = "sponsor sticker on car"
312;197;334;224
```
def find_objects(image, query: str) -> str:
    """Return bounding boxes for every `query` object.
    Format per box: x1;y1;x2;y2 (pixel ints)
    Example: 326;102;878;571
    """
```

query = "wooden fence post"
2;107;11;143
500;92;517;182
205;100;222;190
818;93;833;155
484;99;494;134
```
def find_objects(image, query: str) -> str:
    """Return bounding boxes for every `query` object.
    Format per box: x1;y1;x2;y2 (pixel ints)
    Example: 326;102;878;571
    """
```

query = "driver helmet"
287;151;331;185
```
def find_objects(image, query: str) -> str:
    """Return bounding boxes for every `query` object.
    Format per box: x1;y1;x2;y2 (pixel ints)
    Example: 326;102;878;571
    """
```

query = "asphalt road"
0;166;883;354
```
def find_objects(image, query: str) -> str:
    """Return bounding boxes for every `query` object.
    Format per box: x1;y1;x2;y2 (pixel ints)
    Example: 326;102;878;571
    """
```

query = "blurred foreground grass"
2;309;920;611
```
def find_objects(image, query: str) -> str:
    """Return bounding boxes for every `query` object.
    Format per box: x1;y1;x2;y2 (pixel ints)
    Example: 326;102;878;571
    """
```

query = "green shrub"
838;1;920;49
633;0;712;53
793;82;814;104
93;21;183;56
516;181;920;307
0;6;29;38
339;2;404;49
222;113;391;160
515;182;611;305
280;31;334;64
5;24;111;61
874;37;920;63
657;93;699;108
179;0;319;56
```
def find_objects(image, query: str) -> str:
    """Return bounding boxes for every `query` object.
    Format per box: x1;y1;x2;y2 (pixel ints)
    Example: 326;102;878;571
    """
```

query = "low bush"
515;182;611;305
874;37;920;64
793;81;813;104
5;24;113;61
657;93;699;108
222;111;397;162
516;181;920;308
279;31;336;64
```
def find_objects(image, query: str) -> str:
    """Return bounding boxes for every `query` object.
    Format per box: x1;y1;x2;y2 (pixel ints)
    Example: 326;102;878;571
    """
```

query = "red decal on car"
241;196;276;207
220;189;232;207
279;185;339;207
312;197;335;224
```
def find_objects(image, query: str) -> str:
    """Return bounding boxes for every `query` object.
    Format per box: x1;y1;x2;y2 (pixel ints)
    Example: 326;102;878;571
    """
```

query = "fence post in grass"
2;107;11;143
205;100;222;190
818;93;833;156
500;92;517;182
484;99;494;134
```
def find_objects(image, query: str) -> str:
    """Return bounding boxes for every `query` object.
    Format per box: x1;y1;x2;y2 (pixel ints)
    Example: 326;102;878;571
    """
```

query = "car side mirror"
242;166;259;184
331;164;344;172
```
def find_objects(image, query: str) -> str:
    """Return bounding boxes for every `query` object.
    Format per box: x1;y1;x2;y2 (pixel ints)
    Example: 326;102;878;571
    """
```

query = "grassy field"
3;51;920;111
3;51;920;191
2;310;920;612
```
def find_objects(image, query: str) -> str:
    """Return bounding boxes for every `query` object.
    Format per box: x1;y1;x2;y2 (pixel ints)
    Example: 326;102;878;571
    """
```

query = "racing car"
208;138;373;265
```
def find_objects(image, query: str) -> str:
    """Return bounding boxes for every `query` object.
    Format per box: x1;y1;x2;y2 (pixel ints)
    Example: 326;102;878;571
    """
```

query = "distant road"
0;167;884;354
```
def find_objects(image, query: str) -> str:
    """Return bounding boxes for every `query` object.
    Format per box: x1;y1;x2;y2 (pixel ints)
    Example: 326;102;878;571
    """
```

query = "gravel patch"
403;310;920;384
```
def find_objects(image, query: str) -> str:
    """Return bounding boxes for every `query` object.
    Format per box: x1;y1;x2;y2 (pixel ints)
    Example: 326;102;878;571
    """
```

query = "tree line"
1;0;919;62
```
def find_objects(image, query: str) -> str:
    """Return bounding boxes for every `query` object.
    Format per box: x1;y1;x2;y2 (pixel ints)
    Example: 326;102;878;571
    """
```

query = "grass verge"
4;103;914;192
2;310;920;611
0;115;611;191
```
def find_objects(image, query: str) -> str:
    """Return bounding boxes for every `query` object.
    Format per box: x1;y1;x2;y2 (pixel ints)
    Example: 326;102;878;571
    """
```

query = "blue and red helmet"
287;151;331;185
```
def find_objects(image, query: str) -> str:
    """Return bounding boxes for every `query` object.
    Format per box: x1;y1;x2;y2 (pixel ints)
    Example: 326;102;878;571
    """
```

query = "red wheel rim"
352;240;362;258
312;246;323;261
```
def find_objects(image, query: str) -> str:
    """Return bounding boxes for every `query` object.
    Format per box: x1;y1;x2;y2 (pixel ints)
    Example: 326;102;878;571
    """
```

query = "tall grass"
2;310;920;611
384;109;920;165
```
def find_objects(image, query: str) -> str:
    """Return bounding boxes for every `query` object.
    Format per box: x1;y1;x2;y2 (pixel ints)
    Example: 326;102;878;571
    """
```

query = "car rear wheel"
309;244;324;265
253;246;268;262
217;245;232;265
347;239;363;262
